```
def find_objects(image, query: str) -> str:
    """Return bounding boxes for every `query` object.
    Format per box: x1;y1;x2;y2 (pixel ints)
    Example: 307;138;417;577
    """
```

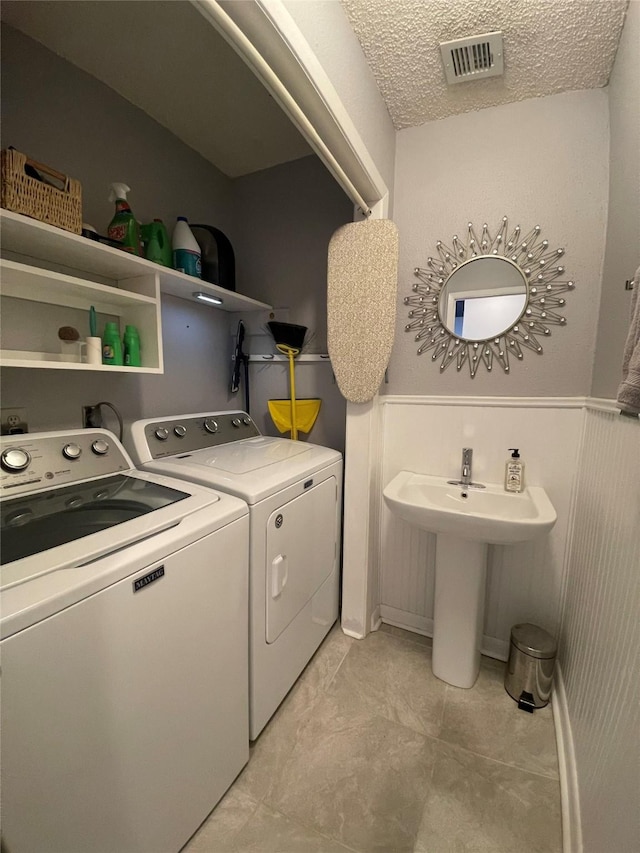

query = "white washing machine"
0;429;250;853
126;411;343;739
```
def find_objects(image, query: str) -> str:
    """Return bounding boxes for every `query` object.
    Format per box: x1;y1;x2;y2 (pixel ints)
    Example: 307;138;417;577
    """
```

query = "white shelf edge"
0;209;272;313
0;350;162;373
159;276;271;312
0;258;157;305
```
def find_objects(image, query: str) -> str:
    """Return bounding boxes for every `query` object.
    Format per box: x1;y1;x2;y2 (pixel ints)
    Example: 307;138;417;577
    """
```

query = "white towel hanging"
616;265;640;415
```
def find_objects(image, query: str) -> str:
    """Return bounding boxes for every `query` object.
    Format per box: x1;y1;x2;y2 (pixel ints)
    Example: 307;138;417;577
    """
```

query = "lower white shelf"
0;350;162;373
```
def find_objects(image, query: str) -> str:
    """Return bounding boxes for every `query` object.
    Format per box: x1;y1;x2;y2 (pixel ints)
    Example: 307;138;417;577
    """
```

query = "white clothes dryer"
1;429;249;853
126;411;342;739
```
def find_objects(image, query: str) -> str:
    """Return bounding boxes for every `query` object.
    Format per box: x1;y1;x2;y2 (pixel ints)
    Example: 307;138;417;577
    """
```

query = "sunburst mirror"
404;217;575;376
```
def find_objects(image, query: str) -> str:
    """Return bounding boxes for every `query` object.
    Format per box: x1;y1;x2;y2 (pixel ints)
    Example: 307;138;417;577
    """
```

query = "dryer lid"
199;437;311;474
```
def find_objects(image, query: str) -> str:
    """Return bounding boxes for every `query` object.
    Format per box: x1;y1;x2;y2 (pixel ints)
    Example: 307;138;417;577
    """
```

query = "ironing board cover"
327;219;399;403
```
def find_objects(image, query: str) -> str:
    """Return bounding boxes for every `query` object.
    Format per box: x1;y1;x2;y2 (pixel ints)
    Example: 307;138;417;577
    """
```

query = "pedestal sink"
383;471;557;688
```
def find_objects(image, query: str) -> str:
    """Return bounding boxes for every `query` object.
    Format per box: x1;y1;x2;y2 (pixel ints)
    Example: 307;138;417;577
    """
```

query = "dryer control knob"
63;443;82;460
174;425;187;437
91;439;109;455
204;418;219;434
242;417;251;426
232;418;242;428
1;448;31;472
155;428;169;441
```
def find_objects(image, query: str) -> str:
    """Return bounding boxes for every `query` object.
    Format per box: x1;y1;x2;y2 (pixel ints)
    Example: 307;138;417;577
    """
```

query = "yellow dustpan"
268;398;322;436
268;343;321;439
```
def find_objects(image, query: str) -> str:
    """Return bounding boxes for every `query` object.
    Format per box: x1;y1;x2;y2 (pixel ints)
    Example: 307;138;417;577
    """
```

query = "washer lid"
0;470;248;639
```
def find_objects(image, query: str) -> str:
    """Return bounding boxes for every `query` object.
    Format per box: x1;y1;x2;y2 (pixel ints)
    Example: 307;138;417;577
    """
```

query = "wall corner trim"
553;662;583;853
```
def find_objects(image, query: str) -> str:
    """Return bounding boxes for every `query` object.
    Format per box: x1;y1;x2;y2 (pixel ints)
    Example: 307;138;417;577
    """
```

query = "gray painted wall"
389;89;609;397
0;24;236;244
0;25;350;449
591;0;640;399
232;157;352;451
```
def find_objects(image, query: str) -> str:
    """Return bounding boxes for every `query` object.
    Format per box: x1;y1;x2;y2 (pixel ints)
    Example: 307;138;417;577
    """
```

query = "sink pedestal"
432;535;487;689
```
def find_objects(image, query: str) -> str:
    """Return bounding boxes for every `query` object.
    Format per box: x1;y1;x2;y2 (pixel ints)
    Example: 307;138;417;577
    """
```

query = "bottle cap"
509;448;520;458
177;216;188;222
108;182;131;203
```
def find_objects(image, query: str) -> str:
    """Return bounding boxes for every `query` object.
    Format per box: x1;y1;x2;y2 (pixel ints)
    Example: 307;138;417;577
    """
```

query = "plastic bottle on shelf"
123;325;141;367
141;219;172;267
107;183;142;255
102;322;124;366
172;217;202;278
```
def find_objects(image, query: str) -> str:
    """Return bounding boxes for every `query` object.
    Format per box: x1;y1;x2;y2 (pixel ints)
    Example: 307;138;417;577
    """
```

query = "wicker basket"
1;149;82;234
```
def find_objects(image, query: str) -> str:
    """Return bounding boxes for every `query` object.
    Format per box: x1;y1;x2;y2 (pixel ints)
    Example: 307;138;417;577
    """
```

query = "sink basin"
383;471;557;544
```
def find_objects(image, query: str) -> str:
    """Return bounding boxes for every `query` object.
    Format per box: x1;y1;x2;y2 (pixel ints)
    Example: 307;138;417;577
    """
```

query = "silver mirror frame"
404;217;575;377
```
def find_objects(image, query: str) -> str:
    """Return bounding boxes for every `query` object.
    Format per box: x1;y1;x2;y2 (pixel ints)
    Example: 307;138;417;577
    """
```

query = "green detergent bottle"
108;183;142;255
141;219;172;267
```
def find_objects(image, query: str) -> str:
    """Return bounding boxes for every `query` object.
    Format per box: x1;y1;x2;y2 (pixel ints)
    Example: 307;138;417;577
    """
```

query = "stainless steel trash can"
505;623;557;712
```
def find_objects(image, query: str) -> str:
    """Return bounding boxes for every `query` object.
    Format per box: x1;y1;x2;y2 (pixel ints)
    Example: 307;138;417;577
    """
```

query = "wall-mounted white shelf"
1;258;163;372
0;210;272;313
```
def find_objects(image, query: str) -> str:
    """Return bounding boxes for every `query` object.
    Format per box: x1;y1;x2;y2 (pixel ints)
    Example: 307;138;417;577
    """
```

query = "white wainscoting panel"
559;409;639;853
378;397;583;657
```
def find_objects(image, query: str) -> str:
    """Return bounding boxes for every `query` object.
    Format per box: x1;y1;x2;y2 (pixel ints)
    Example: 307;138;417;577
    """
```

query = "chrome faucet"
447;447;486;490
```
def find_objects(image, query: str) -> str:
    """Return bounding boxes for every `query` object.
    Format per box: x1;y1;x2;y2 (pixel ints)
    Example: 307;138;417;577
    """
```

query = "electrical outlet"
82;405;102;428
1;407;28;435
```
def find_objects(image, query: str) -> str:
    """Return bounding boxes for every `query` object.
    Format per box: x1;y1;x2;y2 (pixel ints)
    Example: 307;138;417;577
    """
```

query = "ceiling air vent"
440;32;504;85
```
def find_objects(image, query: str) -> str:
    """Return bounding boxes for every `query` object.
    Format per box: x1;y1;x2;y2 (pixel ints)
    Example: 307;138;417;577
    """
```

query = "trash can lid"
510;623;557;658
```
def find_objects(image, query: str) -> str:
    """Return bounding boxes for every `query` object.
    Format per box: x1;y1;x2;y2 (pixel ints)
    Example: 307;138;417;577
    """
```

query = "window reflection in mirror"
438;256;528;341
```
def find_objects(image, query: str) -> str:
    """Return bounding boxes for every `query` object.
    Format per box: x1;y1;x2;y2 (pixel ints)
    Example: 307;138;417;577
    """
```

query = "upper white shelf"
0;210;272;313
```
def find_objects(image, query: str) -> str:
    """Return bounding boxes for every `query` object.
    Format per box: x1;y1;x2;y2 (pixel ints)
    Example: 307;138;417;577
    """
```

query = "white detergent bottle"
172;216;202;278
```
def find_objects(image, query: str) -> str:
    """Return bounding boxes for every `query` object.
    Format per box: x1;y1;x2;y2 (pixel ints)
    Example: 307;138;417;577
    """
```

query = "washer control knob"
231;418;242;428
91;439;109;456
1;448;31;472
63;443;82;460
204;418;218;434
174;425;187;438
242;417;251;426
155;428;169;441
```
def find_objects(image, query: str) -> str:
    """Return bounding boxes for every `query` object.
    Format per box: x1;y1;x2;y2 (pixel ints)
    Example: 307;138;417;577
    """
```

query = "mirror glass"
438;256;528;341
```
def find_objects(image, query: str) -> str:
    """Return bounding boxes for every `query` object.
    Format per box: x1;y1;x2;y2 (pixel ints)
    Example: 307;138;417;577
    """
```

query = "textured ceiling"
340;0;629;129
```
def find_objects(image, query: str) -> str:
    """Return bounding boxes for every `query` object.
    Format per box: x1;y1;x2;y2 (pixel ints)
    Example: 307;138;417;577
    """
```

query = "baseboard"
380;605;432;635
481;635;509;661
552;663;583;853
379;605;508;661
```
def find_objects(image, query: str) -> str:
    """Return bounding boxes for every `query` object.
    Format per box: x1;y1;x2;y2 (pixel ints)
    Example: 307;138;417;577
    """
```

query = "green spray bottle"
107;183;142;255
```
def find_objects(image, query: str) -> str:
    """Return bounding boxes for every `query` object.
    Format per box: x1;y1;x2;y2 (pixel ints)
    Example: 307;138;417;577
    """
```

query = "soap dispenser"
505;448;525;493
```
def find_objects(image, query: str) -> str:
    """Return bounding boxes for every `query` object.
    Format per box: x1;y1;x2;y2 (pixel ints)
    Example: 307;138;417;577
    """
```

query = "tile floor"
183;624;562;853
